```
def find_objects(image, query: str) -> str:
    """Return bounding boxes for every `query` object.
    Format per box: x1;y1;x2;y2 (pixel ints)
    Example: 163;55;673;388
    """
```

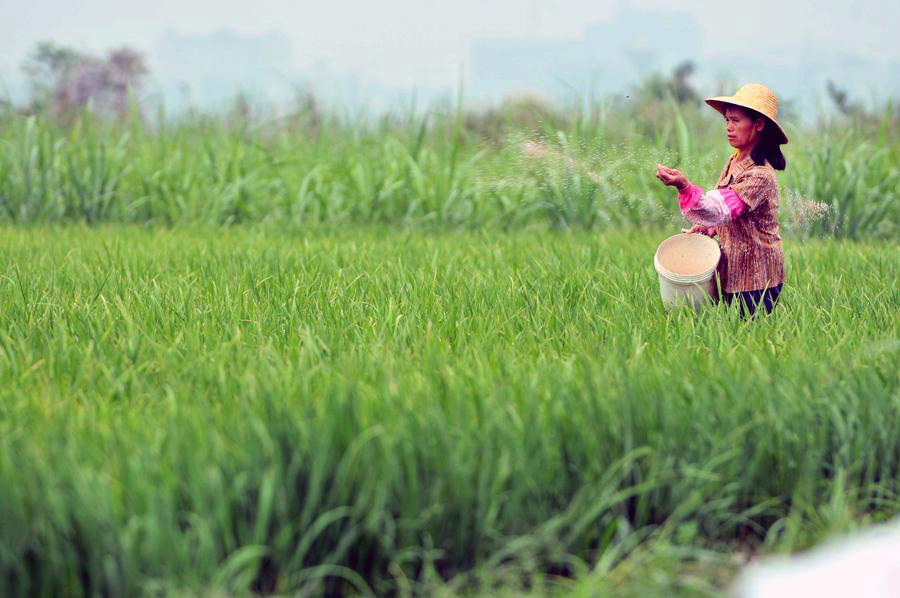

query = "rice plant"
0;99;896;237
0;227;896;596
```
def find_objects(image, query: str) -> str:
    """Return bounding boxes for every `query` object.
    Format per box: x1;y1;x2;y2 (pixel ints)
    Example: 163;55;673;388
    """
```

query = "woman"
655;83;788;317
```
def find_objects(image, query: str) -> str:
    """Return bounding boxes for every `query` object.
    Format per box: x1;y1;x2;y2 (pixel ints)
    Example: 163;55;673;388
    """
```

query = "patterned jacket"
677;152;786;293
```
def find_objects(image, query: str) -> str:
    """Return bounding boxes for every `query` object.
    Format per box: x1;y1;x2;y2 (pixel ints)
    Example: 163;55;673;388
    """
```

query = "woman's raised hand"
655;164;687;190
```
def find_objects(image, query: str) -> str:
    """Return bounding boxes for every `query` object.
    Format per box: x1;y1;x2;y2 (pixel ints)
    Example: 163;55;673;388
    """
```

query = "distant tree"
21;41;147;119
21;42;81;104
633;60;699;105
825;79;860;116
671;61;698;103
104;47;148;114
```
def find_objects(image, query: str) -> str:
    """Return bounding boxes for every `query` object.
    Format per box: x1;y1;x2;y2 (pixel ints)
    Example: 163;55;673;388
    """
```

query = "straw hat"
705;83;789;145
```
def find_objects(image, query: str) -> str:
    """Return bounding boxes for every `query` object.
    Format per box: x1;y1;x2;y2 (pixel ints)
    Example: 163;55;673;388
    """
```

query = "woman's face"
725;106;765;150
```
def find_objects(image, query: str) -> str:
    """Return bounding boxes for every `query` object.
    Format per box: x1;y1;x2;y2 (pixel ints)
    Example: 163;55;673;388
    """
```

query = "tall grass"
0;98;896;237
0;227;897;596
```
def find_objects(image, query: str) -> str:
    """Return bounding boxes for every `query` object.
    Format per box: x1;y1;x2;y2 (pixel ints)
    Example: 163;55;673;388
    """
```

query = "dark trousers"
723;283;783;318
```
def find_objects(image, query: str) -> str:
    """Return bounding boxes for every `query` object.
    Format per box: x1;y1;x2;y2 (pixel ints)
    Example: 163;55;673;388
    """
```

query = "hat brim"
705;96;789;145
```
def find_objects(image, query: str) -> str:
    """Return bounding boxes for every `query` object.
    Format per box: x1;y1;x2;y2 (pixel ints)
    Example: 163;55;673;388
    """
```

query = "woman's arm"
677;184;745;227
656;164;775;227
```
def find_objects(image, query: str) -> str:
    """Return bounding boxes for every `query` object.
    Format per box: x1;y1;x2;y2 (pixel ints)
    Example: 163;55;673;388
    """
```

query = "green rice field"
0;99;898;595
0;226;897;596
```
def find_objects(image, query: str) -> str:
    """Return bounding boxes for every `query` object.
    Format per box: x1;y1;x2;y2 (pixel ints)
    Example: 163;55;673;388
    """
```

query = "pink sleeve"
677;183;745;226
678;184;703;211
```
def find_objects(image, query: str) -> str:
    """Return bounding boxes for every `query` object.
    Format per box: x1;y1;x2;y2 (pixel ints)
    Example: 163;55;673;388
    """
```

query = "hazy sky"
3;0;898;92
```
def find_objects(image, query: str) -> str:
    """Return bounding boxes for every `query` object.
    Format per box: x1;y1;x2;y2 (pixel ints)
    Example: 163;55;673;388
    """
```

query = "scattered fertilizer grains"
1;227;897;596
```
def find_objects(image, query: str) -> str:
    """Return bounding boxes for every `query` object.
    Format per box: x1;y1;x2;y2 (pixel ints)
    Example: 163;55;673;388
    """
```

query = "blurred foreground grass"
0;227;897;596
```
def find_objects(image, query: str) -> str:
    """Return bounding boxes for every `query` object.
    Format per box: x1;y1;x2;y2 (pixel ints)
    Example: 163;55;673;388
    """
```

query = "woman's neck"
735;143;757;163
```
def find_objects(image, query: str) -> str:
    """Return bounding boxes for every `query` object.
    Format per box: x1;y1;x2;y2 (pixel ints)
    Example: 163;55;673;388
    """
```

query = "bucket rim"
654;233;720;283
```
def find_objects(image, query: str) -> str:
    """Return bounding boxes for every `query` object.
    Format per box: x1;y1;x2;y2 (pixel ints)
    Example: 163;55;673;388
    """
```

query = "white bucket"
653;233;721;311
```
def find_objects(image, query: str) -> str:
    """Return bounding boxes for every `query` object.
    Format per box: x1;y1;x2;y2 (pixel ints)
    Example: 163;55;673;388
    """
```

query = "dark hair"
741;107;787;171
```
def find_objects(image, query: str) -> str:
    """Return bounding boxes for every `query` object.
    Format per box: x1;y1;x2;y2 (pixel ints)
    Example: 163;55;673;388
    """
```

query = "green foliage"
0;98;896;238
0;228;897;596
